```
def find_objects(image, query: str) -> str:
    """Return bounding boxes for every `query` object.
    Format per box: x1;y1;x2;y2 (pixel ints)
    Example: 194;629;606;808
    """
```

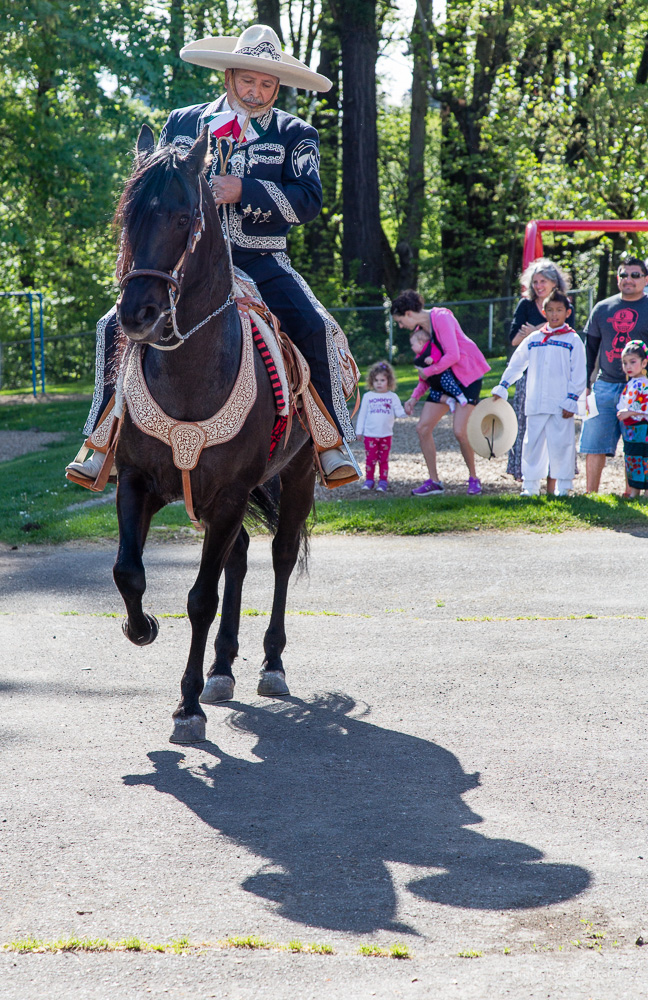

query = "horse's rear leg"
259;445;315;697
171;511;245;743
113;472;162;646
201;526;250;704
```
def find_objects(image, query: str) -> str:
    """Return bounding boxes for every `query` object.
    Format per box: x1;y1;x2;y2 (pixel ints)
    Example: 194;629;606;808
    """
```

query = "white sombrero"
467;397;518;459
180;24;332;93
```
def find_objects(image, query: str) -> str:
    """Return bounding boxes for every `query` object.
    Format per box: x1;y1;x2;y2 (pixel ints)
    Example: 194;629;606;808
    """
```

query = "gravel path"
316;414;627;500
0;429;65;462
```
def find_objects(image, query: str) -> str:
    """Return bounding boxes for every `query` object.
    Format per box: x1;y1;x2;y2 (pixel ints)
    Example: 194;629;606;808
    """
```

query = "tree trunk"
304;15;341;276
256;0;284;42
337;0;383;295
394;0;430;292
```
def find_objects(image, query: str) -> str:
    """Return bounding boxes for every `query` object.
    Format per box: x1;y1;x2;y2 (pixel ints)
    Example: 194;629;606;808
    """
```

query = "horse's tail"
246;477;310;577
246;477;281;534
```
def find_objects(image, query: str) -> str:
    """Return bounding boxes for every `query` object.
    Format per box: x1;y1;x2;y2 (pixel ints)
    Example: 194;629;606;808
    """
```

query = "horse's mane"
114;144;197;251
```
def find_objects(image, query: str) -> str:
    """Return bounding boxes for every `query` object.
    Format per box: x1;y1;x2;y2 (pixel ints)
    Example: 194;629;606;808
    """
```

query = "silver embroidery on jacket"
291;139;320;177
257;180;300;223
245;143;285;166
226;154;287;250
170;134;196;151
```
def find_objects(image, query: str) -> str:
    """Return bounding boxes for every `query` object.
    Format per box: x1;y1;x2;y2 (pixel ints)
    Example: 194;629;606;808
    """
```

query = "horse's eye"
178;214;190;227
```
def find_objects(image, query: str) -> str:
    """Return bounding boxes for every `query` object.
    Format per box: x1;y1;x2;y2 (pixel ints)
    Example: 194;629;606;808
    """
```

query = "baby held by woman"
410;326;468;411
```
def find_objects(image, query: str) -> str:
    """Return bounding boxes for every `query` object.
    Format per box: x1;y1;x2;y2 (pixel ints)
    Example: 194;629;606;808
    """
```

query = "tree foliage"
2;0;648;383
421;0;648;297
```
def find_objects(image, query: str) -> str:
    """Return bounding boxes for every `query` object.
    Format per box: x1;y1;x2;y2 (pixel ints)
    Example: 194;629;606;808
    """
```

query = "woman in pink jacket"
391;289;491;496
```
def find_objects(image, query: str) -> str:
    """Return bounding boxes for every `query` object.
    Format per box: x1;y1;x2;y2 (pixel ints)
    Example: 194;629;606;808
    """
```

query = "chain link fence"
330;288;594;367
1;289;595;393
0;329;95;393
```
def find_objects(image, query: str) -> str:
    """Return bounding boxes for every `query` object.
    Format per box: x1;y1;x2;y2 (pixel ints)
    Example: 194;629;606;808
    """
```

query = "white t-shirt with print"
355;391;406;438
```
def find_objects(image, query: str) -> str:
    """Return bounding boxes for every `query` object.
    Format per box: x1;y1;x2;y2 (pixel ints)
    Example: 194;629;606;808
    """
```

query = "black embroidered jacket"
159;95;323;255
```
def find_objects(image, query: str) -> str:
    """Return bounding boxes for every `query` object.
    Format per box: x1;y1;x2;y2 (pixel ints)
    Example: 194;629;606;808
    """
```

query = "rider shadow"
123;693;590;932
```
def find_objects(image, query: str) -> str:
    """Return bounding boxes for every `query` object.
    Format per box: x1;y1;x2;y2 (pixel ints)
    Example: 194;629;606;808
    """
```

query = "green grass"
225;935;271;950
311;493;648;536
0;397;90;432
7;936;153;954
4;372;648;545
357;942;412;959
1;379;96;399
4;934;335;955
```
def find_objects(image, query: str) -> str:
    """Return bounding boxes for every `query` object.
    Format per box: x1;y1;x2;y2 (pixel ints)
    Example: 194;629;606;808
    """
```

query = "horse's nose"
135;304;160;327
118;300;162;337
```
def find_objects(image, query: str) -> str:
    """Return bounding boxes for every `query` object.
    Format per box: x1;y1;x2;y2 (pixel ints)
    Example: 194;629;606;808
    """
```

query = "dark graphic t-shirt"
584;293;648;384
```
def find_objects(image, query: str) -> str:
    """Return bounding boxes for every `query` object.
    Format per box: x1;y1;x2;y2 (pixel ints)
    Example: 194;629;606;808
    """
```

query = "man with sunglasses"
580;257;648;493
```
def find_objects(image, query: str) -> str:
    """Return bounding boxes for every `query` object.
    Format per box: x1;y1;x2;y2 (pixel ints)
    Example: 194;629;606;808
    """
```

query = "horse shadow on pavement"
123;693;590;933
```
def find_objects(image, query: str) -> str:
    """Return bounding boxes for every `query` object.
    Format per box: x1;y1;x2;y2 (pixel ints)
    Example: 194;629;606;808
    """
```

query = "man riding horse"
67;24;359;486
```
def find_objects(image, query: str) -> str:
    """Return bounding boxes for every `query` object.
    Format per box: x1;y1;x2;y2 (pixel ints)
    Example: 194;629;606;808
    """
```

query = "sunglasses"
618;271;645;279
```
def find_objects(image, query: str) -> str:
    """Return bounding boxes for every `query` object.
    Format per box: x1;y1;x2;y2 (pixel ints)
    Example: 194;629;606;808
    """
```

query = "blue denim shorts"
578;380;624;456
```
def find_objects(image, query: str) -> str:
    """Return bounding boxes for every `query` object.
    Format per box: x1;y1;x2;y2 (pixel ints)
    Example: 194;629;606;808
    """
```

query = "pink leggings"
365;436;392;481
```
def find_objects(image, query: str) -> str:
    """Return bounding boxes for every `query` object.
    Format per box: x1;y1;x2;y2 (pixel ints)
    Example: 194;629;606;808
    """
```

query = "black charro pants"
234;251;350;439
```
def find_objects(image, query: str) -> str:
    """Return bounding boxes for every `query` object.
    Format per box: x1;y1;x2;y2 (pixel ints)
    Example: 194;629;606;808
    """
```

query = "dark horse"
113;125;314;744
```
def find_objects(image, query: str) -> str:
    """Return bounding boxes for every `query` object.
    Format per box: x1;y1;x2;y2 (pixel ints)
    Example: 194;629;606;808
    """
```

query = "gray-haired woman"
506;259;571;484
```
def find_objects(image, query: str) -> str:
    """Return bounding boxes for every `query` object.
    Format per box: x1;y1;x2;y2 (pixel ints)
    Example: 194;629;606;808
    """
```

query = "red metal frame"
522;219;648;270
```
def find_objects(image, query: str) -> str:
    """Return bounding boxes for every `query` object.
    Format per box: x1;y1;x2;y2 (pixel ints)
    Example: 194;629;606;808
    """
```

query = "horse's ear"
136;124;156;160
184;126;213;175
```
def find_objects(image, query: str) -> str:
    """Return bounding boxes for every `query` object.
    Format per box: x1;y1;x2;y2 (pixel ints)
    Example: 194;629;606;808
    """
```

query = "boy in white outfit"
491;289;586;496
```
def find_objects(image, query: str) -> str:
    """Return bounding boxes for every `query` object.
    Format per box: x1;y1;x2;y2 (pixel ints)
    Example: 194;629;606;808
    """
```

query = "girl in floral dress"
617;340;648;497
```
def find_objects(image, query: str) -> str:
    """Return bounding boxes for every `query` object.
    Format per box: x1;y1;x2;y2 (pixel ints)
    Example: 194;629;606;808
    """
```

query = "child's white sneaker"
442;395;456;413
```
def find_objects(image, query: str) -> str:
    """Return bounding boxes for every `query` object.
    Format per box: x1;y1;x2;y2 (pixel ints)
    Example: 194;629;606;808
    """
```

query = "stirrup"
65;444;117;492
317;441;361;489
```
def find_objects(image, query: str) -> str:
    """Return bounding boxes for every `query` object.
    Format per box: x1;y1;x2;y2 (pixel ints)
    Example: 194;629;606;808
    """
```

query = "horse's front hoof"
257;669;290;697
122;613;159;646
200;675;235;704
169;715;206;744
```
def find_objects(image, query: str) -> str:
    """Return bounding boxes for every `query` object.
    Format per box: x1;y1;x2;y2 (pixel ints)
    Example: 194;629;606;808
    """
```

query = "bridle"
117;174;234;350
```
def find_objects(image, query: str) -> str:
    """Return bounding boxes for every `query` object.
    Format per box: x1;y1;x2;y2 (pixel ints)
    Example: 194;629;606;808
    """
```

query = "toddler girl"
617;340;648;497
410;326;468;411
355;361;405;491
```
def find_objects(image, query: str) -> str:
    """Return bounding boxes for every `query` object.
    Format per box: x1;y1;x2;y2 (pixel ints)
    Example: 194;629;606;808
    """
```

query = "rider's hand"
211;176;243;205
